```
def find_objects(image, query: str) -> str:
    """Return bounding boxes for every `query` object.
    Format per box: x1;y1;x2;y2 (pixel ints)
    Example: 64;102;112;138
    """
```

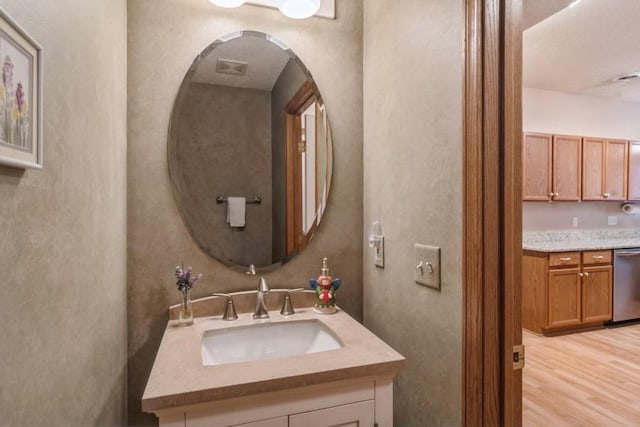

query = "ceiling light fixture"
208;0;247;8
277;0;321;19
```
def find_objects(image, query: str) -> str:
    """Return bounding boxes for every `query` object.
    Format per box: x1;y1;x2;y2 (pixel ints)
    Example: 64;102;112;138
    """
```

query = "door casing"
463;0;523;425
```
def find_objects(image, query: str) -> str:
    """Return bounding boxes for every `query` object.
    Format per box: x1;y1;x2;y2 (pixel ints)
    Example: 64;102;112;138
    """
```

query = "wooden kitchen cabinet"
523;250;612;335
523;133;581;201
547;267;582;329
523;132;552;200
628;141;640;200
581;250;613;323
582;137;628;200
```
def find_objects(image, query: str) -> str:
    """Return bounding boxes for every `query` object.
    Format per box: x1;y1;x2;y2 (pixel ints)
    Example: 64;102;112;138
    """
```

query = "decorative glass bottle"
178;289;194;326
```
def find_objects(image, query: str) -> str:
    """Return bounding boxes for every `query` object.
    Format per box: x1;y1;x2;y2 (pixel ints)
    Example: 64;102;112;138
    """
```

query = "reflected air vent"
216;58;248;76
612;72;640;83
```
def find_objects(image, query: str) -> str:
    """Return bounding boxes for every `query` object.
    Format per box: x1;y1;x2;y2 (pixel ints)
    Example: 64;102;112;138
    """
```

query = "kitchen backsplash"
523;201;640;231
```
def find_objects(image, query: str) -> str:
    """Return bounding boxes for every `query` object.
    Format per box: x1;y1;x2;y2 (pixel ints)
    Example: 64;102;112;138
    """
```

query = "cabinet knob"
603;193;610;198
579;272;584;277
554;192;559;197
548;192;555;199
559;257;572;262
592;255;604;260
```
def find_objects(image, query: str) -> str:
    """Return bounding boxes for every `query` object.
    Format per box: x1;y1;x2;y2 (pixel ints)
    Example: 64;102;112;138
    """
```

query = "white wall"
523;87;640;139
523;87;640;231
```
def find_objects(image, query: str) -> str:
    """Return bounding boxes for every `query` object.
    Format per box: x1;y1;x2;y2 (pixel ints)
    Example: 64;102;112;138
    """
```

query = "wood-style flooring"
523;324;640;426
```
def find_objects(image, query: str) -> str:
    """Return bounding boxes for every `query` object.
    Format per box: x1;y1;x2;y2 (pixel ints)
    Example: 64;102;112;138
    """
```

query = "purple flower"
15;82;24;113
175;265;202;292
3;56;13;90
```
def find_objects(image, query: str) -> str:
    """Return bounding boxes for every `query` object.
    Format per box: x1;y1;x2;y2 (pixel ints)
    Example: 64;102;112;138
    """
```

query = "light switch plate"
414;243;441;290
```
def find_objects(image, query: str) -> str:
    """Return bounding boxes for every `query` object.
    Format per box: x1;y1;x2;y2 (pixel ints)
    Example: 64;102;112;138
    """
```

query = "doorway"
520;1;640;425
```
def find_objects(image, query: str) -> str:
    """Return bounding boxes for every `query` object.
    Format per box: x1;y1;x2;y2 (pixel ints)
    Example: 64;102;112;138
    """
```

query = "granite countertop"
523;229;640;252
142;308;405;413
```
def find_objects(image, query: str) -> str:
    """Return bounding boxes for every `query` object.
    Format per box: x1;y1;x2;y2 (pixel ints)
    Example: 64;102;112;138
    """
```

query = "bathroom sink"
201;319;343;366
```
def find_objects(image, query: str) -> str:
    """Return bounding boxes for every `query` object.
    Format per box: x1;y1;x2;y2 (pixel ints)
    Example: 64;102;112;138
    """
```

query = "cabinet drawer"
582;250;612;265
549;252;580;267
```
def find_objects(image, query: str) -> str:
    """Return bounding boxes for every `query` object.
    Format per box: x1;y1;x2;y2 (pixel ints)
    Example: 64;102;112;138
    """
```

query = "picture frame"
0;7;42;169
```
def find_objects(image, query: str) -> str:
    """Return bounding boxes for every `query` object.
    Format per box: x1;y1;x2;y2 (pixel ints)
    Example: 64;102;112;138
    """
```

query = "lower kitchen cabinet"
523;250;612;335
547;267;582;329
581;264;613;323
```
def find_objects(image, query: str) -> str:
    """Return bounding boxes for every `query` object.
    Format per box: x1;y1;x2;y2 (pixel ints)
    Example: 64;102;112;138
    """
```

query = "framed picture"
0;7;42;169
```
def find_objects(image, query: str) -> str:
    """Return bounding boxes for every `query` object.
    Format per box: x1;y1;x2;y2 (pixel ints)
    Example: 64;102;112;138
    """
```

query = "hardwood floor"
523;324;640;426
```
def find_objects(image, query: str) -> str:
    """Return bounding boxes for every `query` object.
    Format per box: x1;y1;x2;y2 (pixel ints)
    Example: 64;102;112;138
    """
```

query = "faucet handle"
212;293;238;321
280;288;304;316
246;264;256;276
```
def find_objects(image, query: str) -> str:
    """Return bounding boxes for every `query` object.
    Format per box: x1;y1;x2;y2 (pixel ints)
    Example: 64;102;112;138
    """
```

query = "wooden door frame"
463;0;523;426
285;81;321;257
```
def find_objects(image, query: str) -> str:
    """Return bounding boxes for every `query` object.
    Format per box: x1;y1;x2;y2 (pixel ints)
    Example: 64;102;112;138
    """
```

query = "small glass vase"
178;289;194;326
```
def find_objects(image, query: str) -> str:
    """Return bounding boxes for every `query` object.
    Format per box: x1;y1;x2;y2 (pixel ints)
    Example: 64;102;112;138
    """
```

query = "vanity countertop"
141;308;405;413
523;229;640;252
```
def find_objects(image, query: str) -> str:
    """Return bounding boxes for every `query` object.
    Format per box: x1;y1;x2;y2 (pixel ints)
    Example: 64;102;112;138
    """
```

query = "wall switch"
373;237;384;268
608;216;618;226
414;244;441;290
572;217;578;227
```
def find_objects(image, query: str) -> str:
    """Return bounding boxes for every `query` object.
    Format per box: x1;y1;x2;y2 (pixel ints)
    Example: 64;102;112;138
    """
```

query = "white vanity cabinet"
156;378;392;427
234;417;287;427
143;310;403;427
288;400;375;427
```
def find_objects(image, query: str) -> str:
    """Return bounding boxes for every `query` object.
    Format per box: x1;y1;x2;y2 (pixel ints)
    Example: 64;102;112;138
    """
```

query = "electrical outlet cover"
414;243;441;290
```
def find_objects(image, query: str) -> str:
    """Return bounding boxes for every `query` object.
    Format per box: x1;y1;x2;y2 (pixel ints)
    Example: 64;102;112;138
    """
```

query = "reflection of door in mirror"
285;82;330;257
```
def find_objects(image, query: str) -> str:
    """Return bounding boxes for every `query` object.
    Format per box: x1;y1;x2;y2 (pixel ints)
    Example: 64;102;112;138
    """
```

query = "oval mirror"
168;31;333;271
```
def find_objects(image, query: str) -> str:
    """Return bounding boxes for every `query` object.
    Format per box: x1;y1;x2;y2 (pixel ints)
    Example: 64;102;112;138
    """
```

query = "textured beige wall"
363;1;463;425
0;0;128;425
127;1;363;424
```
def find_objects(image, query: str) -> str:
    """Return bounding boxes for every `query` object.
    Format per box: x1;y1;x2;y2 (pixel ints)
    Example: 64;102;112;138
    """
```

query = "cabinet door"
628;141;640;200
582;265;612;323
547;268;582;329
289;400;375;427
232;417;288;427
552;135;581;200
582;137;605;200
523;133;552;200
604;139;628;200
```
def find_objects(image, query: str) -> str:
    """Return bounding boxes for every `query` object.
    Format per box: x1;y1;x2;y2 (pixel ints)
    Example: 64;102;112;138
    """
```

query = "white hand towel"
226;197;246;227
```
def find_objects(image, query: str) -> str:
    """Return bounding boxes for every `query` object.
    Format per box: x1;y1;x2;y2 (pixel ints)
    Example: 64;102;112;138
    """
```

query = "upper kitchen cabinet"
523;133;581;201
582;137;628;201
628;141;640;200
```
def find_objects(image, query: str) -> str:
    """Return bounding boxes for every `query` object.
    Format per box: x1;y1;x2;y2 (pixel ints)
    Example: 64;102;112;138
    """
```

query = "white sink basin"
201;319;343;366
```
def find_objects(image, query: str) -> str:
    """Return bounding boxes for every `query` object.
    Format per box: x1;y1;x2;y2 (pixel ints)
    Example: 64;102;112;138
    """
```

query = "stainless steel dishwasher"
613;248;640;322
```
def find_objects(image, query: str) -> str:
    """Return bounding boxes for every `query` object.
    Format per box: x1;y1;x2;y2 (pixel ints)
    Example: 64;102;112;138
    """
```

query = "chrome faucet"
253;277;270;319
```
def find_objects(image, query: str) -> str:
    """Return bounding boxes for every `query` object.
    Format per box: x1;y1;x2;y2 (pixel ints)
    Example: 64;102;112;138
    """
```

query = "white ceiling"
524;0;640;103
192;35;290;91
